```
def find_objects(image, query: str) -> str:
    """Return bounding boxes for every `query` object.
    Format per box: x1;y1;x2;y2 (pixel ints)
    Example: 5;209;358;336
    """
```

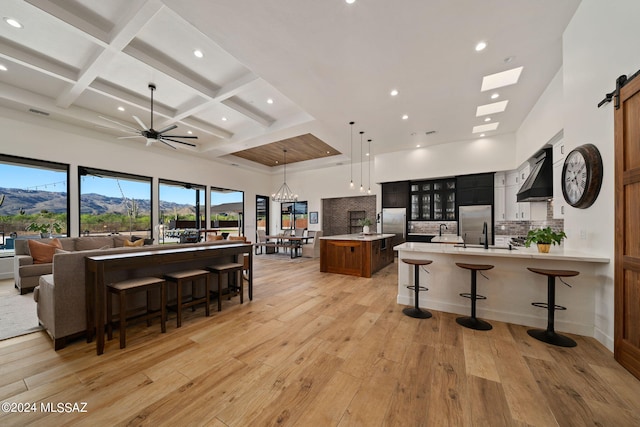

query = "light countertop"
321;233;395;242
430;234;464;243
393;242;609;263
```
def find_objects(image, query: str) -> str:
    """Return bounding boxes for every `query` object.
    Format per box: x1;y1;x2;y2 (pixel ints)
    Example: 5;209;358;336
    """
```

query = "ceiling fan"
100;84;197;149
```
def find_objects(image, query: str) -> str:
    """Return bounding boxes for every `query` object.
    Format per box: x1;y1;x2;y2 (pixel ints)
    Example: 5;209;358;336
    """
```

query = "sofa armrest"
15;254;34;267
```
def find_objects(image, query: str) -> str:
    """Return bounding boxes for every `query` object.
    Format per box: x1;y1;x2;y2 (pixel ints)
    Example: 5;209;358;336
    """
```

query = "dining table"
85;243;252;355
263;235;312;258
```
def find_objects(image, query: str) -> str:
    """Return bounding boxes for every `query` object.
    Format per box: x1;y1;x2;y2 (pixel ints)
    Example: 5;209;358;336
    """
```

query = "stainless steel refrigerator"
458;205;492;246
382;208;406;247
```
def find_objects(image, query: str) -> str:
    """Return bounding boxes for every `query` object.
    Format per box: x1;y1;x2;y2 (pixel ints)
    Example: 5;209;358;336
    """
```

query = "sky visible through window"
1;164;241;205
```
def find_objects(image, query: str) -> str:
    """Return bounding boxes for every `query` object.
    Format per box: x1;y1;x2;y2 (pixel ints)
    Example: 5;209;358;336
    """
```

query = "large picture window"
280;201;308;231
210;187;243;237
0;155;69;249
79;167;152;238
159;179;205;243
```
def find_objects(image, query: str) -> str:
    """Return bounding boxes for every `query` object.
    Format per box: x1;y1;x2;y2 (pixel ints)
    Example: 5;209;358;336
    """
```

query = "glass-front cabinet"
410;178;456;221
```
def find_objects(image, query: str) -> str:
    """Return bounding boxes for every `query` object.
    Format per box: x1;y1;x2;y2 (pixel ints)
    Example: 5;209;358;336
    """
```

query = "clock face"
561;144;603;209
563;151;587;204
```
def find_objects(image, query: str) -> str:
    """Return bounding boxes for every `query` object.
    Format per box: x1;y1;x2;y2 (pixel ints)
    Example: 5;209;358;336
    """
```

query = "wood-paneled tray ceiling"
231;134;341;166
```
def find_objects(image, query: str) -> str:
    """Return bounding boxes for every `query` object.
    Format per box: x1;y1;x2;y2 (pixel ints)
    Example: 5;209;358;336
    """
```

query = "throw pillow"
124;239;144;247
28;238;62;264
54;248;70;254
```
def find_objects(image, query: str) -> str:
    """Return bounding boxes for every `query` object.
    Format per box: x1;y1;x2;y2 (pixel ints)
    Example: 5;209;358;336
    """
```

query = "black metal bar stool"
106;276;167;349
207;262;244;311
402;258;433;319
527;267;579;347
163;269;211;328
455;262;494;330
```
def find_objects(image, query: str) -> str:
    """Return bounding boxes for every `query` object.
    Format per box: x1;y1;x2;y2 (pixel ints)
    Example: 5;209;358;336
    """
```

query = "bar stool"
455;263;494;330
402;259;433;319
107;276;166;349
527;267;579;347
207;262;244;311
163;269;211;328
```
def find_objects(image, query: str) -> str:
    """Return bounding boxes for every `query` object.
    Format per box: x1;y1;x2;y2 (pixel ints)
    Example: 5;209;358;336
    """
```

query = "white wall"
516;68;564;164
0;109;273;242
375;133;518;184
559;0;640;349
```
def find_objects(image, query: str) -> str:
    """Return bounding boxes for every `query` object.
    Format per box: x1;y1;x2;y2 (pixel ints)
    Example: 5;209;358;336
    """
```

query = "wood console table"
85;243;252;355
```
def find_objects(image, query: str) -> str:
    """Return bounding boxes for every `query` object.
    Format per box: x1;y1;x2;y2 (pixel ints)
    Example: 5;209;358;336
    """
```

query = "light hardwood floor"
1;255;639;426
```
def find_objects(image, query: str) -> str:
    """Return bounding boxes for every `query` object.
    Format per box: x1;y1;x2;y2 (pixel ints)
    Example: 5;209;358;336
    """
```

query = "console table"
85;243;252;355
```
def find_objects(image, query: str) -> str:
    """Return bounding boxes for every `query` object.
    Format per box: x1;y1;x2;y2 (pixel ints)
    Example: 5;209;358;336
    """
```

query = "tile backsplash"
409;221;458;235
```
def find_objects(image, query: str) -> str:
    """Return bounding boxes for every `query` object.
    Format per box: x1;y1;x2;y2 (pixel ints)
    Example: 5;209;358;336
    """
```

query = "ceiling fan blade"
117;135;144;139
158;139;177;149
133;115;148;130
156;124;177;134
162;135;198;139
95;125;140;134
98;116;140;132
162;137;197;147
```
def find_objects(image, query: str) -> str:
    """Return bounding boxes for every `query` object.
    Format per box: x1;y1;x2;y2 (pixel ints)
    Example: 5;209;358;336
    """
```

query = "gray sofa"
13;236;139;294
33;238;236;350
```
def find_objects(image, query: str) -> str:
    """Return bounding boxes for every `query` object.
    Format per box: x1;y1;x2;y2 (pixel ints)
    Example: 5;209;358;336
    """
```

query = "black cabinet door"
456;173;494;205
382;181;409;208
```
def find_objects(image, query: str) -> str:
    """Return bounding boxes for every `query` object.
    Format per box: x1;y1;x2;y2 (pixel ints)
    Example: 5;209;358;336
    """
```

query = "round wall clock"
561;143;603;209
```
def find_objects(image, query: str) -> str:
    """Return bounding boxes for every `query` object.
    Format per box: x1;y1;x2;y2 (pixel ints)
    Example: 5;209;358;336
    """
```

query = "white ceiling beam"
88;80;175;118
221;98;274;128
0;38;78;83
55;0;165;108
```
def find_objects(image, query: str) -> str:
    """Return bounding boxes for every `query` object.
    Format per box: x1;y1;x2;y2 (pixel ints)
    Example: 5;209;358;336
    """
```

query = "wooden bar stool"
455;263;494;330
527;267;579;347
163;269;211;328
402;258;433;319
207;262;244;311
107;276;166;349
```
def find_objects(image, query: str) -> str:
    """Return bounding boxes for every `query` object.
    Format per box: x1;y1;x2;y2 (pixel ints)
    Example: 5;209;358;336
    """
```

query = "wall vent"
28;108;50;116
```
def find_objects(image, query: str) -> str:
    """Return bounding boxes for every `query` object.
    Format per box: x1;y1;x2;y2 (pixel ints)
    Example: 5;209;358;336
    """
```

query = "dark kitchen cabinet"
457;173;494;205
382;181;409;208
410;178;456;220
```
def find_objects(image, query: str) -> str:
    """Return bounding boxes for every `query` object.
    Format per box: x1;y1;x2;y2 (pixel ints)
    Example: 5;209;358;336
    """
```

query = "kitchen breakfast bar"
320;233;395;278
394;242;609;338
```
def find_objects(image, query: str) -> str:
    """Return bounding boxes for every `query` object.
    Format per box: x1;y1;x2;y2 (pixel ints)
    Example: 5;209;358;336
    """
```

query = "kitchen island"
394;242;609;337
320;233;395;277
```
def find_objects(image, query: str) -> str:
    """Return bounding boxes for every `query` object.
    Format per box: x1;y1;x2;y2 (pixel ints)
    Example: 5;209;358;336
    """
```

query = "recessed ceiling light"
491;93;499;99
416;144;421;148
117;106;125;112
481;66;523;91
480;133;486;137
402;114;409;120
267;98;274;104
187;130;193;135
473;123;499;133
221;117;227;121
327;151;331;154
4;17;23;28
476;100;509;116
390;89;399;96
484;117;491;122
346;0;356;4
0;65;7;71
193;49;204;58
475;41;487;51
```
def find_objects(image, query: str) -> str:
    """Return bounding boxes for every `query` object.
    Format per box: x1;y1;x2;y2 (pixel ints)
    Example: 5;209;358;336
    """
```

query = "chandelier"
271;149;298;202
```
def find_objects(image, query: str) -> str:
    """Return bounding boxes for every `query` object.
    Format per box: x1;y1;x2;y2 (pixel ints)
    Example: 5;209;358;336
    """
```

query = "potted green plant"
359;218;373;234
26;221;62;238
524;227;566;253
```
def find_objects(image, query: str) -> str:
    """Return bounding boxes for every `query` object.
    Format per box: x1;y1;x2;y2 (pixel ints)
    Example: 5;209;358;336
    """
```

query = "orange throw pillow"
124;239;145;247
28;238;62;264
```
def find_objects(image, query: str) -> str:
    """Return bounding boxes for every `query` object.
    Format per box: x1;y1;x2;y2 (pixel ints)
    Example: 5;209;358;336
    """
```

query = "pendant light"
349;121;355;189
359;131;364;192
271;149;298;202
367;139;372;194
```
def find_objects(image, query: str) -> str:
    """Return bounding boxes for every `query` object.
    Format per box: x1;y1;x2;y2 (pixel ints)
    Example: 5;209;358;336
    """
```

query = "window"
280;201;308;231
0;155;69;247
210;187;244;237
159;179;205;243
79;167;151;237
256;195;269;234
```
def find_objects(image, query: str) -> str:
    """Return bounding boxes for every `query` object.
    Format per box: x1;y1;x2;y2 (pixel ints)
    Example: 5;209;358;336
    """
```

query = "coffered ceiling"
0;0;580;172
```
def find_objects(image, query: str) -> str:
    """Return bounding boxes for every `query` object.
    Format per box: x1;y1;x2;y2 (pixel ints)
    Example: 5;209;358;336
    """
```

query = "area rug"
0;292;42;340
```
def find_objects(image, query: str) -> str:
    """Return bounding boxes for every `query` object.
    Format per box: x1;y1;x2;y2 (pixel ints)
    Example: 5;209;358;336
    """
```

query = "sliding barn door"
614;74;640;380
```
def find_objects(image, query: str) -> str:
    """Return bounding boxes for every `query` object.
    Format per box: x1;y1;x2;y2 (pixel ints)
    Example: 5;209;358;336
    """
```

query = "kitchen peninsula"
320;234;395;278
394;242;609;337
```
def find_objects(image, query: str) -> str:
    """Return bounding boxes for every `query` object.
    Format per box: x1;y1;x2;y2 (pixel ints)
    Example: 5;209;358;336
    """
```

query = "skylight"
476;100;509;116
472;123;499;133
481;67;523;91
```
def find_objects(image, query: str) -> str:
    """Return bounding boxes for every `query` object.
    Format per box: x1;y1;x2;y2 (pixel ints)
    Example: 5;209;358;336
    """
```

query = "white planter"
363;225;370;234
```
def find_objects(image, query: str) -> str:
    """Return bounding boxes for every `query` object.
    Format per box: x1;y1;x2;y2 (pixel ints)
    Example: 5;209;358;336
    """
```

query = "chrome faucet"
439;223;448;236
482;221;488;249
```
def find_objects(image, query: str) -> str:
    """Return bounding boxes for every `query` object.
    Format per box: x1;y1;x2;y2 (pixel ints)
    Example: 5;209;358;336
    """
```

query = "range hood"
517;148;553;202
